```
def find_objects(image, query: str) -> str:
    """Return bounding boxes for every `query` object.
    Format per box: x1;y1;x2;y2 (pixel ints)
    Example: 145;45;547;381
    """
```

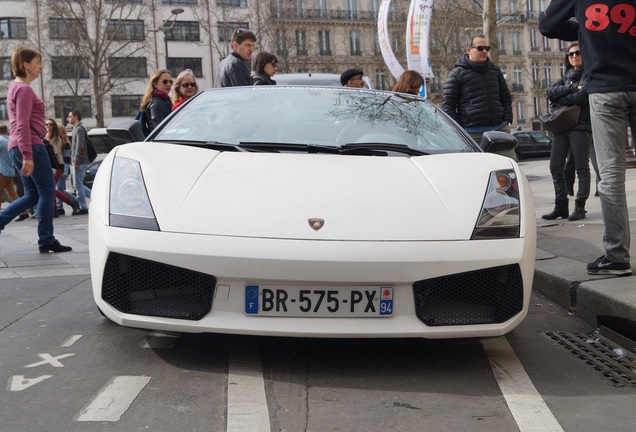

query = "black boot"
70;198;81;216
542;200;569;220
568;207;586;221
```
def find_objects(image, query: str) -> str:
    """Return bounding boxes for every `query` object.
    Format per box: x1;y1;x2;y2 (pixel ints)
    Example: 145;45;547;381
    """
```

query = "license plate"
245;285;393;317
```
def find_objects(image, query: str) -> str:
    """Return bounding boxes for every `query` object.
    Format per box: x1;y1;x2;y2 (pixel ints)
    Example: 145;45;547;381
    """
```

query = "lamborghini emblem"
308;218;325;231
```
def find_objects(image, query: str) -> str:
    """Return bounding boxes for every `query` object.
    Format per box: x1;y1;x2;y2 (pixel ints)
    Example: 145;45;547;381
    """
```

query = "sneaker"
74;208;89;215
587;256;632;276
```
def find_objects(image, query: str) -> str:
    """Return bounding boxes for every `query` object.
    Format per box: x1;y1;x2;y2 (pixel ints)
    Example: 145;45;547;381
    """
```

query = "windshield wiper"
338;143;428;156
152;139;248;152
238;142;340;154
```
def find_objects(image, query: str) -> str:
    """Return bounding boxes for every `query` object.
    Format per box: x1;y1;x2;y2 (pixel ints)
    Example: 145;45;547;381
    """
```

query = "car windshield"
155;87;476;155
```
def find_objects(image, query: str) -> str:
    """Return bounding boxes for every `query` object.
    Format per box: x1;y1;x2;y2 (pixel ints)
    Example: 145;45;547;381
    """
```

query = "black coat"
547;67;591;132
251;72;276;86
146;96;172;132
442;54;513;129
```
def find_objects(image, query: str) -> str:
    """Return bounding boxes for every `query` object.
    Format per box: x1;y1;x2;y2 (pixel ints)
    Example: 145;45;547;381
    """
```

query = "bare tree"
37;0;152;127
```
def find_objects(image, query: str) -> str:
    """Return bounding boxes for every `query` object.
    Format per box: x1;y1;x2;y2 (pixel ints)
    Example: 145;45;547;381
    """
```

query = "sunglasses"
567;50;581;57
471;45;491;52
45;123;54;127
160;79;174;85
180;83;196;88
232;28;248;41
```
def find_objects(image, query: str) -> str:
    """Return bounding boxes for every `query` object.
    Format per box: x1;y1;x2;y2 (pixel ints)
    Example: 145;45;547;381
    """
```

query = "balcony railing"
271;8;406;22
511;83;525;92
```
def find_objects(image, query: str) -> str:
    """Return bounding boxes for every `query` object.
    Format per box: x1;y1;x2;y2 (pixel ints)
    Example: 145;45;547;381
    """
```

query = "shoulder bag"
31;126;61;171
539;71;585;134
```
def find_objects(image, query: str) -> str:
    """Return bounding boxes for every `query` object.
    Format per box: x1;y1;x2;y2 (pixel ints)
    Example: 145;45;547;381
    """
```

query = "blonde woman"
141;69;173;132
172;69;199;111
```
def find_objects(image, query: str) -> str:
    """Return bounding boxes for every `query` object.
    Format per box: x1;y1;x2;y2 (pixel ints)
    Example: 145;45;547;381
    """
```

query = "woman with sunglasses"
0;46;72;252
172;69;199;111
251;52;278;86
141;69;173;133
542;42;595;222
45;119;80;216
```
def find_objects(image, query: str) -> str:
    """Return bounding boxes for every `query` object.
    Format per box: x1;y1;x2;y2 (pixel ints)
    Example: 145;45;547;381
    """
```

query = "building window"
296;0;304;18
516;100;525;122
512;66;523;92
542;35;551;51
349;31;361;56
371;0;380;14
163;0;198;5
0;98;7;121
318;30;331;56
496;32;505;54
530;29;538;51
217;22;248;42
544;62;553;87
275;29;287;54
49;18;83;39
559;39;568;51
512;32;521;55
51;57;90;79
373;33;380;55
107;0;143;3
375;68;387;90
532;62;539;84
296;30;307;55
1;57;13;80
111;95;142;117
316;0;328;18
107;20;144;41
0;17;27;39
167;57;203;77
391;32;401;54
165;21;200;41
346;0;358;19
534;96;541;117
108;57;147;78
54;96;92;118
216;0;246;6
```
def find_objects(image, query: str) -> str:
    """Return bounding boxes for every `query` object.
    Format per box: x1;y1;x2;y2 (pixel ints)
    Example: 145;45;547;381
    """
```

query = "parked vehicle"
92;86;534;339
275;73;374;89
512;131;552;159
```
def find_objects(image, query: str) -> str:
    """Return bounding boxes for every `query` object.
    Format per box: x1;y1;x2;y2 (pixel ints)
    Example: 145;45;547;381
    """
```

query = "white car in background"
90;86;535;339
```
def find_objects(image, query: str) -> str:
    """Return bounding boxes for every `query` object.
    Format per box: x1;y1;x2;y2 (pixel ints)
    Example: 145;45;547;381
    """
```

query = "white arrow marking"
9;375;53;391
77;376;151;422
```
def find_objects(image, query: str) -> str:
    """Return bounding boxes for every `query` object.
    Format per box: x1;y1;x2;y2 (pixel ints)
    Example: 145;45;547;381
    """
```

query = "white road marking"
76;376;151;422
481;337;564;432
25;353;75;368
61;335;83;347
9;375;53;391
226;342;271;432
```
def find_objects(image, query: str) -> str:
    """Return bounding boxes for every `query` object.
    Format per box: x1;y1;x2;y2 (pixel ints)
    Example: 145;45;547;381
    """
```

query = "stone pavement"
521;158;636;343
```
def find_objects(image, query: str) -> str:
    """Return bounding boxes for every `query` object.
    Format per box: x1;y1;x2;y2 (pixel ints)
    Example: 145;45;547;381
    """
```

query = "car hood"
110;143;517;241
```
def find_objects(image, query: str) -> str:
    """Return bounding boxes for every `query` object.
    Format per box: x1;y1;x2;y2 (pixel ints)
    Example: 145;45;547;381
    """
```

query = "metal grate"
541;332;636;388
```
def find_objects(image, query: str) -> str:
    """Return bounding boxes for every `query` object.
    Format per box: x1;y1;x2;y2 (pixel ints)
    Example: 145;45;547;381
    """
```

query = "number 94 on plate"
245;285;393;317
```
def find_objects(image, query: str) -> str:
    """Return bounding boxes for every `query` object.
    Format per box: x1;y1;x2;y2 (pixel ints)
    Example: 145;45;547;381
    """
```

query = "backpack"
86;137;97;163
79;125;97;163
134;110;150;137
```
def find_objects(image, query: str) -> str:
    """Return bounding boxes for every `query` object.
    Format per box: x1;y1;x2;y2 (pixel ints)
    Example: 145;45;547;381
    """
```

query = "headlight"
109;157;159;231
471;169;520;239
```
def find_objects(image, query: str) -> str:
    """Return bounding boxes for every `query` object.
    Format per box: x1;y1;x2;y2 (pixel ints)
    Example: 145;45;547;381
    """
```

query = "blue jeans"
0;145;57;246
589;91;636;263
56;165;70;209
72;163;92;210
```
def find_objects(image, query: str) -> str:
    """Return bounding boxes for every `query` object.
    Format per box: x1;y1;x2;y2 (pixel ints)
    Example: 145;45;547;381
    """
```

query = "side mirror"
106;119;145;143
479;131;518;153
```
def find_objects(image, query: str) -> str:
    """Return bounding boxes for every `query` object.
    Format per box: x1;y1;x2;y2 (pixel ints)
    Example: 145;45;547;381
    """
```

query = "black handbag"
539;104;581;134
540;71;585;134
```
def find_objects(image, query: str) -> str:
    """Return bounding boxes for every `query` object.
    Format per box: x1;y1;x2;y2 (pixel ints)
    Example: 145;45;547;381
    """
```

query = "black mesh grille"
102;253;215;320
413;264;524;326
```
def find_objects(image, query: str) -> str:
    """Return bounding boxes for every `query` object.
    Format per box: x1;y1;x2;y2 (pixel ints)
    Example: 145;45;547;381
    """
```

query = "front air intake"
413;264;524;326
102;252;215;320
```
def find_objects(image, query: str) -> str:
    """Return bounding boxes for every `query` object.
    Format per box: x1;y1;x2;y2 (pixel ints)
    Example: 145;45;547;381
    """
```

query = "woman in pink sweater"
0;46;71;253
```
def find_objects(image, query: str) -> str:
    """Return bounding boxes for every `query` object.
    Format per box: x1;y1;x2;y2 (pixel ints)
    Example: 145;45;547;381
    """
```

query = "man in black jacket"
442;35;515;159
214;29;256;87
540;0;635;276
